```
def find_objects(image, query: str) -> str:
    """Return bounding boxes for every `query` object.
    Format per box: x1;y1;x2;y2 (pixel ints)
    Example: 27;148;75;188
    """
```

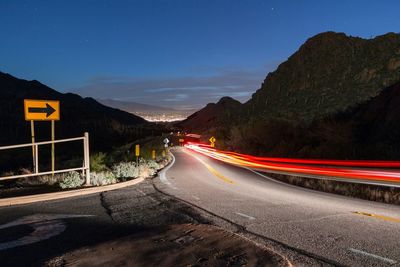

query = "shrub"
138;163;155;178
90;152;108;172
59;171;84;189
38;175;61;186
91;171;117;186
17;174;61;187
112;162;139;180
146;160;160;171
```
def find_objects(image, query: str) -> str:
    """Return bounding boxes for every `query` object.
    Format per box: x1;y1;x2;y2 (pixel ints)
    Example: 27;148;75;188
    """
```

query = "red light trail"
185;142;400;185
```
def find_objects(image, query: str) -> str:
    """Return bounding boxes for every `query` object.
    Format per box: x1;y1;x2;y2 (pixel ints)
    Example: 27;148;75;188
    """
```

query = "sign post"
24;99;60;174
163;138;170;155
209;136;216;148
135;144;140;166
30;120;36;172
51;120;55;176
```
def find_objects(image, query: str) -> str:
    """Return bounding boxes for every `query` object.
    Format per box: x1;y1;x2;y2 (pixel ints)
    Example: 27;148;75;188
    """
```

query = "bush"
59;171;84;189
90;152;109;172
38;175;61;186
146;160;160;171
139;164;155;178
112;162;139;180
17;174;62;187
91;171;117;186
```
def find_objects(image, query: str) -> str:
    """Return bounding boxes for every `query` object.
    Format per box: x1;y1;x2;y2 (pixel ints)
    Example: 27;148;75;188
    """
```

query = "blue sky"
1;0;400;109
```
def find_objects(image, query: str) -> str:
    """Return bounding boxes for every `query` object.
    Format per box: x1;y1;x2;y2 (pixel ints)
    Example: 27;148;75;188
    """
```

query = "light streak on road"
185;142;400;185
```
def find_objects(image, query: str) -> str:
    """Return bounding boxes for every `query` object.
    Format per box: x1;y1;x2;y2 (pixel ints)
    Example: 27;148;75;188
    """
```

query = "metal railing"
0;132;90;185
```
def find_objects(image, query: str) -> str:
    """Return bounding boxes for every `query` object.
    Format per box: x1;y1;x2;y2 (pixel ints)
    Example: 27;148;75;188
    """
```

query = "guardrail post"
84;132;91;186
34;144;39;174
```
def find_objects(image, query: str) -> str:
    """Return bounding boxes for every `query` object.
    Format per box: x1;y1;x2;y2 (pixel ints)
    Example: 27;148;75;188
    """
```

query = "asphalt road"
0;179;212;267
157;147;400;266
1;176;290;267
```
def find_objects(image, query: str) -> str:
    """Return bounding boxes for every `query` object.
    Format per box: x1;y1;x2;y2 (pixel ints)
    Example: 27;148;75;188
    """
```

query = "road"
0;179;207;266
157;147;400;266
0;177;286;266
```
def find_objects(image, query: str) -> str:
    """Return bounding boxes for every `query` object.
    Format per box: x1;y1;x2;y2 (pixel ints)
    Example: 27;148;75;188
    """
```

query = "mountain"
97;99;176;113
338;81;400;159
0;71;150;150
179;32;400;159
244;81;400;159
176;97;241;132
244;32;400;122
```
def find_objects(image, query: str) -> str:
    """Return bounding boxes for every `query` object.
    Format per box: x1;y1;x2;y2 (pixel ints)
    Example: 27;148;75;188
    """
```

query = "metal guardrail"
249;167;400;188
0;133;90;185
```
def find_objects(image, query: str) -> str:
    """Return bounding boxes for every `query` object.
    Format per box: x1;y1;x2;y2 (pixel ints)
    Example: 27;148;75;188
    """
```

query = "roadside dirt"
50;223;286;267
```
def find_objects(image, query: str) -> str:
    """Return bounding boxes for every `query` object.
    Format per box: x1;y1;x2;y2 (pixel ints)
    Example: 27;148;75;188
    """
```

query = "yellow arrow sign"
24;99;60;121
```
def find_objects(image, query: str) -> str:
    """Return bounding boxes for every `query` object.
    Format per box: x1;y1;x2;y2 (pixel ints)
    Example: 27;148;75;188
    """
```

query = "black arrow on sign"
28;103;56;117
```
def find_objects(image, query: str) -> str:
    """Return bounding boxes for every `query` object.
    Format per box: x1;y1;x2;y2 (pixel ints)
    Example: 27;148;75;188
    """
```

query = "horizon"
1;1;400;109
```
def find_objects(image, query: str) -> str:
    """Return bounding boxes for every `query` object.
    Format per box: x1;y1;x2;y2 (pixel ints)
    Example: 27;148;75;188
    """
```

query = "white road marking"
192;196;200;200
159;152;178;190
275;213;348;224
0;214;93;251
235;212;256;220
348;248;397;265
245;168;299;188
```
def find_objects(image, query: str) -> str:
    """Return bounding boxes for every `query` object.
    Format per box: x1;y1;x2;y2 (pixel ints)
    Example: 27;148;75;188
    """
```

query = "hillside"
176;97;241;132
244;32;400;122
342;81;400;159
0;71;148;150
179;32;400;159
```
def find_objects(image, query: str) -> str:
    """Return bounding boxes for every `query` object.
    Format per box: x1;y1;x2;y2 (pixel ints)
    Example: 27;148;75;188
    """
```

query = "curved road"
157;147;400;266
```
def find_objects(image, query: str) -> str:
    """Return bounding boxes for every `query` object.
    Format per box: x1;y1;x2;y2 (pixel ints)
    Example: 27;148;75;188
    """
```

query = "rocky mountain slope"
245;31;400;122
176;96;241;132
178;32;400;159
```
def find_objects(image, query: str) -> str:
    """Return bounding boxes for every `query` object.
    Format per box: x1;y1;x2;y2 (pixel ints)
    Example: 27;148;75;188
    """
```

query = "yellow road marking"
353;211;400;223
185;151;234;184
203;162;234;184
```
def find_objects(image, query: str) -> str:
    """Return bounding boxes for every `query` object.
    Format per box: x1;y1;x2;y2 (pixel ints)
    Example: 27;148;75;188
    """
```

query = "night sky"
1;0;400;110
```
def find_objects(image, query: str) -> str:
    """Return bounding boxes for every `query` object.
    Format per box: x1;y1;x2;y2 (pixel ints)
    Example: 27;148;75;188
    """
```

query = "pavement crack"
99;192;116;223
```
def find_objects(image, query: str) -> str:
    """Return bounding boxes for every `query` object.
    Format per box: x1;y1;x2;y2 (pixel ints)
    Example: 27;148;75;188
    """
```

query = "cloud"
164;93;189;102
72;66;278;109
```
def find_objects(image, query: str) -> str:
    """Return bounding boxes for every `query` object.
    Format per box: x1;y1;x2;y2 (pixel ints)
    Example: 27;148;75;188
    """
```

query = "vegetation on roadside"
269;173;400;205
59;171;85;189
0;134;174;193
2;155;171;191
